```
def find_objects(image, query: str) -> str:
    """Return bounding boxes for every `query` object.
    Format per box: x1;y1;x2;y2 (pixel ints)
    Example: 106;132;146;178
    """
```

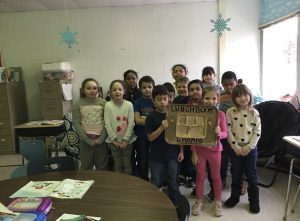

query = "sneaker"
178;175;186;186
192;199;204;216
215;200;224;217
190;187;196;198
186;177;195;188
205;190;215;203
241;180;247;195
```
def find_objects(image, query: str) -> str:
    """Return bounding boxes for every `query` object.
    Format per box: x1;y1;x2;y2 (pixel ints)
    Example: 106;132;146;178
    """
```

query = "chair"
27;156;76;175
10;138;47;178
254;101;300;187
176;195;191;221
10;164;28;178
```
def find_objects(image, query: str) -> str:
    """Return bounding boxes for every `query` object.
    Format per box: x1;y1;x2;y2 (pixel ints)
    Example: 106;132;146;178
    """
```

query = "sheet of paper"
62;83;73;101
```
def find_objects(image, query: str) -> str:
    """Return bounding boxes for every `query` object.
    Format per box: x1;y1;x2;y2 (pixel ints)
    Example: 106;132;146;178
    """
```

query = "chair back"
255;101;300;157
19;138;46;161
27;156;76;175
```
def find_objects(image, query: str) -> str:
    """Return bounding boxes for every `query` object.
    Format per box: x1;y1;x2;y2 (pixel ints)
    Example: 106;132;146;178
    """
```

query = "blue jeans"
150;160;181;206
231;147;258;189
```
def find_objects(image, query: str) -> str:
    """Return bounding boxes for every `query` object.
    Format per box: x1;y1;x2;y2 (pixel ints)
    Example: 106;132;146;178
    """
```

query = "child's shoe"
192;198;204;216
224;196;239;208
215;200;224;217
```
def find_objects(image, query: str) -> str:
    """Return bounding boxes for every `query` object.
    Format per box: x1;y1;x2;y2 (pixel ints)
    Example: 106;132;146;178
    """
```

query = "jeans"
136;138;150;181
231;147;258;189
109;143;133;175
178;146;196;181
150;160;181;206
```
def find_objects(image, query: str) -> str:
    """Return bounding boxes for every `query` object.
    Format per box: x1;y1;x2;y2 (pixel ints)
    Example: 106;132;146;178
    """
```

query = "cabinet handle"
0;122;3;126
0;138;6;142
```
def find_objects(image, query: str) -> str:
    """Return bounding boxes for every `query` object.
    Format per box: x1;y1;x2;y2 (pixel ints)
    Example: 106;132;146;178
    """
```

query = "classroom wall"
0;0;260;120
0;2;218;120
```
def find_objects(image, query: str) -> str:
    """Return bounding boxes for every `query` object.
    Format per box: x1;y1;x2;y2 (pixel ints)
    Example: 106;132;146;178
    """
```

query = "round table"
0;170;178;221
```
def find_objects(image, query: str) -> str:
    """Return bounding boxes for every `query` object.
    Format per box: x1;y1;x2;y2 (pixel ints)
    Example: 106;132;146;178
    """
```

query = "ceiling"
0;0;216;13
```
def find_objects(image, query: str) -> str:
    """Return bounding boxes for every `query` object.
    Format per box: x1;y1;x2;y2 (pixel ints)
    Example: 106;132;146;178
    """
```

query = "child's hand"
119;140;129;149
161;120;168;129
191;151;199;165
234;148;243;156
178;150;184;162
240;147;251;156
112;140;120;148
215;126;221;137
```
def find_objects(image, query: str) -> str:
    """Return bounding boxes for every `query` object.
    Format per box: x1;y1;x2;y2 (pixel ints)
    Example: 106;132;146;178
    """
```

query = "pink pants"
195;148;222;201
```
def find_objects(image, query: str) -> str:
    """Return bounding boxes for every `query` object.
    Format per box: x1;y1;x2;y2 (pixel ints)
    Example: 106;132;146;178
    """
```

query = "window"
261;16;299;101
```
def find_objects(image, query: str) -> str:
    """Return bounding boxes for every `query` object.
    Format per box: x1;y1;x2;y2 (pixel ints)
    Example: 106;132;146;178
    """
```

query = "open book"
9;179;94;199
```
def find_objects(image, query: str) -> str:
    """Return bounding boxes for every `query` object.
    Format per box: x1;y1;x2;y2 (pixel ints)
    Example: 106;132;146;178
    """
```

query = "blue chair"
11;138;47;178
10;164;28;178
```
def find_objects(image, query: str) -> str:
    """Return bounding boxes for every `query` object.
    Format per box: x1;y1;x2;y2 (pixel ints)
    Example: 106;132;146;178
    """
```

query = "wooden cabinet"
0;82;28;154
39;80;72;120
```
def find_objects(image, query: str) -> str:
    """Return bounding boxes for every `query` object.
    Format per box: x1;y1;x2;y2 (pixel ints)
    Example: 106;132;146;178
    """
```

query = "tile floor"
0;154;299;221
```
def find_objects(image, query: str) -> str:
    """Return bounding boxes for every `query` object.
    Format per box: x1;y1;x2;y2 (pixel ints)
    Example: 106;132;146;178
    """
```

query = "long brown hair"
232;84;253;109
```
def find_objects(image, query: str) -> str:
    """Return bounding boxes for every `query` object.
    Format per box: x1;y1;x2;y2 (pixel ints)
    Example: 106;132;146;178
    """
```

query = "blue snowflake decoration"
210;13;231;37
60;26;78;48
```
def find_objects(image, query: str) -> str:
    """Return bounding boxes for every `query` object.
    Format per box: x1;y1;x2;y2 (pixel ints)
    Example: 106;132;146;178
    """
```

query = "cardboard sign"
165;104;218;146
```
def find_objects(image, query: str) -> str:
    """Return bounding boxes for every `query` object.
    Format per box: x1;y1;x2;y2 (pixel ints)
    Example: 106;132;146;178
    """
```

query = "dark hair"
109;79;125;91
163;82;175;94
138;75;155;89
232;84;253;108
221;71;237;83
152;85;169;99
175;76;190;86
188;79;203;91
123;69;138;80
81;78;99;97
171;64;188;74
202;66;215;77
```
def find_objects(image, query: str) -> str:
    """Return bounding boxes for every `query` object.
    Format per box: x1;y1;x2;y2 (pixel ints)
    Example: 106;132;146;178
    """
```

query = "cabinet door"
0;119;11;135
0;84;7;101
0;101;9;118
0;135;14;154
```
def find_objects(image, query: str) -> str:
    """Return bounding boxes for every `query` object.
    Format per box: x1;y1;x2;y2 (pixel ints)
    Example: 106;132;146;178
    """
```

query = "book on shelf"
56;213;101;221
9;179;94;199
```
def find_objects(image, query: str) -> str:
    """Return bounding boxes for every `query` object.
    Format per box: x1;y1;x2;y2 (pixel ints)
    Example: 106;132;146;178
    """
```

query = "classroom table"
0;170;178;221
15;121;65;158
282;136;300;220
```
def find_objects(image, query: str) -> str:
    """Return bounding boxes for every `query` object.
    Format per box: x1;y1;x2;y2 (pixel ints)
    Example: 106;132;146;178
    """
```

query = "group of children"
72;64;261;217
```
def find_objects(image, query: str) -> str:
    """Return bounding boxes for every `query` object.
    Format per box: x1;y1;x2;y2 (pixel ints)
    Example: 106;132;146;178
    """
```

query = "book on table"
56;213;101;221
9;179;94;199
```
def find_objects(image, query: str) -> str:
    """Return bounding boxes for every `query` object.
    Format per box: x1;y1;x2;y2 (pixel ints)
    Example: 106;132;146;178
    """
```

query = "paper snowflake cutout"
210;13;231;37
60;26;78;48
